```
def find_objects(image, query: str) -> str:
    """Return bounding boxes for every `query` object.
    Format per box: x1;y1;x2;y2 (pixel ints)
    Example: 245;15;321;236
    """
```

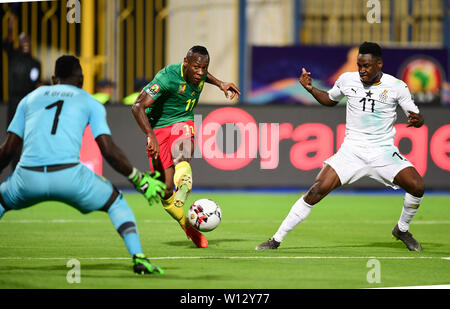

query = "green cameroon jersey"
142;62;207;129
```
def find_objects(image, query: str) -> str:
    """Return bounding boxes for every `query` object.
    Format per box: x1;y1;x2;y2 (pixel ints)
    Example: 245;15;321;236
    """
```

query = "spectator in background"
123;78;149;105
1;13;41;171
93;79;116;105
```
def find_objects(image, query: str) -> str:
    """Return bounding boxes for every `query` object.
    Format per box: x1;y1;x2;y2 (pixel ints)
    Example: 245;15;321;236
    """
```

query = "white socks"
398;193;423;232
271;192;422;243
273;196;313;243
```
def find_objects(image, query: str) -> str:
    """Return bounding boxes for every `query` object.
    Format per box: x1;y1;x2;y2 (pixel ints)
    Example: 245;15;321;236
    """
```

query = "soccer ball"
188;199;222;232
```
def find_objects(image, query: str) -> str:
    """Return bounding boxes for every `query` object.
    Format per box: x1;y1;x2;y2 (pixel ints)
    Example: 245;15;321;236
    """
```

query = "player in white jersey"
256;42;425;252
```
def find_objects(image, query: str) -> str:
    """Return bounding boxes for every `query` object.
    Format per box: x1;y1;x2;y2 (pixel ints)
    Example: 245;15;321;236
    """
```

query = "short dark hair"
187;45;209;57
54;55;82;79
359;42;382;59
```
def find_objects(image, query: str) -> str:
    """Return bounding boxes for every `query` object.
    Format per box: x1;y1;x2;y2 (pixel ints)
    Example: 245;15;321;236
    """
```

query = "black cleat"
392;224;423;252
132;254;164;275
255;238;281;250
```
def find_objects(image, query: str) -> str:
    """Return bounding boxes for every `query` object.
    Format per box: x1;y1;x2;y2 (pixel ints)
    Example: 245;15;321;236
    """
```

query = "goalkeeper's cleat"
132;254;164;275
185;224;208;248
392;224;423;252
255;238;281;250
174;174;192;208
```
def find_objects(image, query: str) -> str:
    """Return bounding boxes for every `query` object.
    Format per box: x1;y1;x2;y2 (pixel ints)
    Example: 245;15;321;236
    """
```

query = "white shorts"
324;141;414;189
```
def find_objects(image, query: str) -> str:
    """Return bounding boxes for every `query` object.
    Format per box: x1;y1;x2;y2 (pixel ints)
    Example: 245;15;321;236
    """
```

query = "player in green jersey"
132;46;240;248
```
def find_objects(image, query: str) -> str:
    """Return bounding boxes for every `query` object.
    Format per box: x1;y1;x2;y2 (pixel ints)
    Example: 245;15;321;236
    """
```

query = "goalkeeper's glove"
128;168;166;206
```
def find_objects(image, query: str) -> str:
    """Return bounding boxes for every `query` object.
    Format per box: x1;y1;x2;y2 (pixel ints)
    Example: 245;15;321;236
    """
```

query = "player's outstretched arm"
206;73;241;100
128;170;166;205
96;134;165;205
96;134;135;177
0;133;22;173
299;68;339;107
131;91;159;159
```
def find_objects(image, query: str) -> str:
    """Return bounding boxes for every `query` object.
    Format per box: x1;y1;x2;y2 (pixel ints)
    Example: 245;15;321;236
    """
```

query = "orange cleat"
185;224;208;248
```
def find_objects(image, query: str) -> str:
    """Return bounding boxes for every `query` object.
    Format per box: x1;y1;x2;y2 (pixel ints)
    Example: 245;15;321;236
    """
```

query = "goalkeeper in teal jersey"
132;46;240;248
0;55;166;275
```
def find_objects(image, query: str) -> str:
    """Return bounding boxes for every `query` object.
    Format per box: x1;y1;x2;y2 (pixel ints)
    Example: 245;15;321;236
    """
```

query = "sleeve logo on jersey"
178;83;186;94
146;83;160;97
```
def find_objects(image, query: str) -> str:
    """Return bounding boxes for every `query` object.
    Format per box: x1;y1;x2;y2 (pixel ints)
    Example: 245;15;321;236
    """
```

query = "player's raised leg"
172;130;195;208
156;160;207;248
173;160;193;208
158;164;189;230
392;166;425;252
171;135;208;248
256;164;341;250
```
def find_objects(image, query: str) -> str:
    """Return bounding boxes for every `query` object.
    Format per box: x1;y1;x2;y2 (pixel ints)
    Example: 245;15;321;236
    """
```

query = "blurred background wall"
1;0;448;104
1;0;449;189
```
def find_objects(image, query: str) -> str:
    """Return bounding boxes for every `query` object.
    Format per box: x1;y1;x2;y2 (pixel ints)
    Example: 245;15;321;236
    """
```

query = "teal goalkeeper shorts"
0;163;114;214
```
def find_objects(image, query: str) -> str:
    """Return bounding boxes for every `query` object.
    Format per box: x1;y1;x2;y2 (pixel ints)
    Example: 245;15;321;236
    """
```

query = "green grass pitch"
0;192;449;289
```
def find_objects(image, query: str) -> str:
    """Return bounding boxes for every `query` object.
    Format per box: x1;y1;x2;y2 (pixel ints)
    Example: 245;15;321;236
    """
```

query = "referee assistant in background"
2;13;41;171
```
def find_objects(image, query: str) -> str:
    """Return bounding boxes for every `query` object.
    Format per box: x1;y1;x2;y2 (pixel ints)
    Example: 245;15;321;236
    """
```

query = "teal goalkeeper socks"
107;194;143;256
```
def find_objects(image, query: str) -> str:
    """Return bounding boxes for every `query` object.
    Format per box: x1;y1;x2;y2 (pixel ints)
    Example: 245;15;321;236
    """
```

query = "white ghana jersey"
328;72;419;146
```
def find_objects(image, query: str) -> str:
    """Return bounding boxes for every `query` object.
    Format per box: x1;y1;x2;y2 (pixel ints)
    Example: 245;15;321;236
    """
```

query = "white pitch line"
0;256;449;261
0;219;108;223
370;284;450;289
1;219;450;224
